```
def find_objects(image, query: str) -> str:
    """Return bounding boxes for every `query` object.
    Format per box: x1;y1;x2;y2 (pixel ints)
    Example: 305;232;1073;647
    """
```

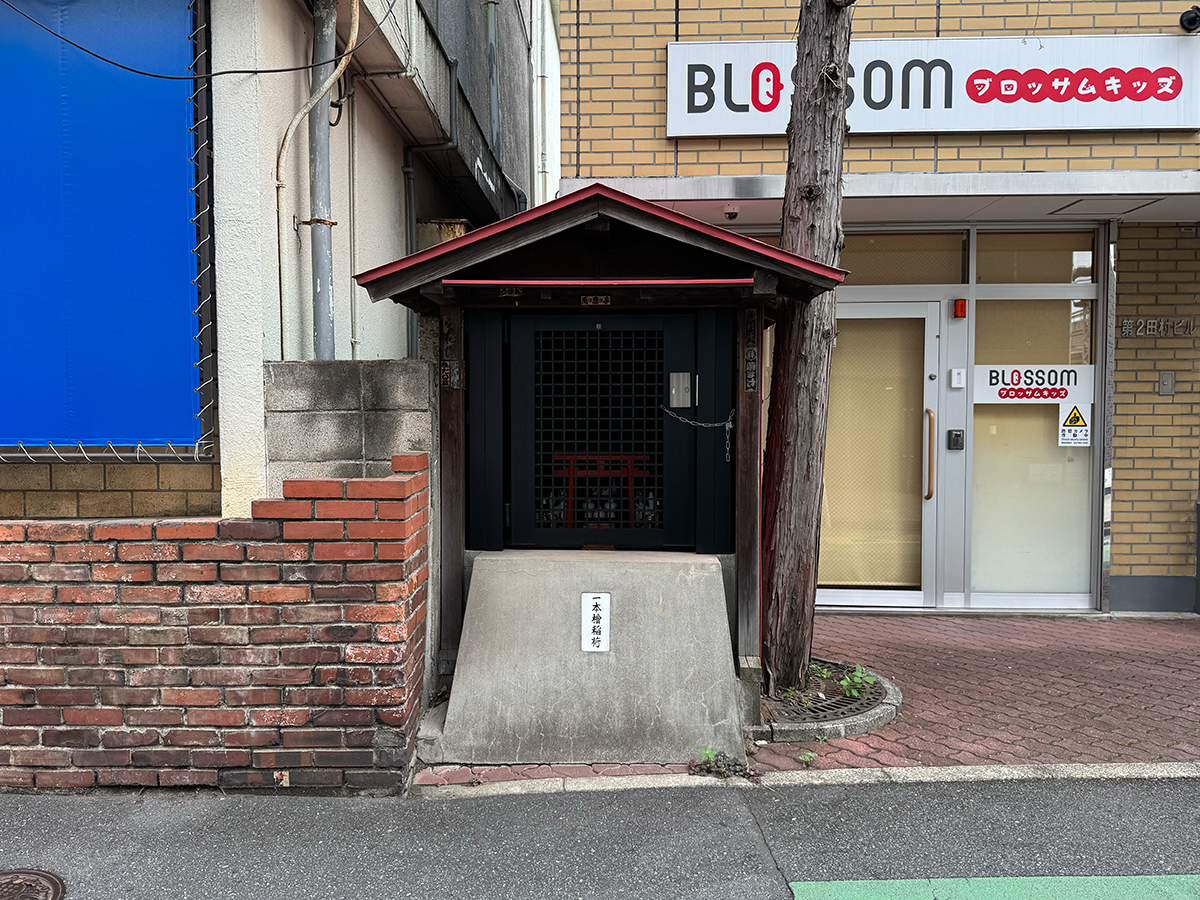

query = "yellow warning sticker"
1062;406;1087;428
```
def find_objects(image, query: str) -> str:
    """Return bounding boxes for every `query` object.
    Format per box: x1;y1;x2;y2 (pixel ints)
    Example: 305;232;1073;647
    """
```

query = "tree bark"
761;0;855;695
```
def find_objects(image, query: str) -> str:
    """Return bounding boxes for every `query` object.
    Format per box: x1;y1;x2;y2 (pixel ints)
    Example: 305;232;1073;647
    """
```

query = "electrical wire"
0;0;399;81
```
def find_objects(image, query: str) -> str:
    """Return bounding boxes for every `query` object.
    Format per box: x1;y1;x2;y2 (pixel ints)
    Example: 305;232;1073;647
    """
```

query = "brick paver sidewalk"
752;614;1200;773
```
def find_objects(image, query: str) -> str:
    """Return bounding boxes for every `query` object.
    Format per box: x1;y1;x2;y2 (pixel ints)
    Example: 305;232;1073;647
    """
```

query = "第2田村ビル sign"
665;35;1200;137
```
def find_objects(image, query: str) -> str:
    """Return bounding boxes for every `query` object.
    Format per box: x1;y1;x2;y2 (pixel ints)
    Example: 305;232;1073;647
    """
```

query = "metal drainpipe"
309;0;337;360
402;58;459;359
486;0;500;149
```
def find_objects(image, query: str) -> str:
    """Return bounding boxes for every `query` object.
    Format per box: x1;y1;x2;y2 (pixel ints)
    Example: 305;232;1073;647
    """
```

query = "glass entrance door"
817;302;940;607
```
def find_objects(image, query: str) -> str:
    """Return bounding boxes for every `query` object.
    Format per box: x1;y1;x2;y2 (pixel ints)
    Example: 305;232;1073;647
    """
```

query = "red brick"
376;623;412;643
281;729;342;748
189;625;250;645
164;729;220;746
154;520;219;540
0;563;29;581
54;544;115;563
345;564;407;582
250;709;310;727
91;563;154;583
247;585;310;604
192;749;252;768
27;522;90;542
250;626;310;644
118;543;181;562
345;604;405;623
160;770;218;787
100;729;160;748
42;728;101;748
0;728;38;744
282;606;341;624
247;544;309;562
219;519;281;541
344;688;406;705
37;688;95;706
99;606;160;625
287;687;343;705
346;520;419;541
0;586;53;604
313;542;374;561
0;770;34;788
29;563;92;582
220;564;279;582
376;502;429;526
283;479;347;499
183;543;245;561
252;749;315;768
226;688;281;706
190;667;250;686
345;478;417;500
224;607;279;626
98;770;158;786
251;500;312;520
345;646;406;664
120;585;181;605
0;647;37;664
38;607;98;625
278;564;343;582
100;687;159;706
100;649;157;668
58;585;118;604
8;626;66;643
64;708;124;726
13;749;73;767
311;749;374;768
188;708;247;727
127;668;187;688
158;563;219;582
0;524;26;542
313;585;373;602
314;500;375;520
92;521;154;540
73;749;132;767
181;584;244;605
5;709;60;726
224;730;279;747
377;539;424;560
161;687;220;707
0;544;52;562
0;688;37;706
131;748;190;766
220;647;279;666
128;626;188;646
316;624;370;642
36;770;95;789
5;667;64;685
283;521;344;541
252;668;312;686
311;708;373;727
391;453;429;473
124;708;184;726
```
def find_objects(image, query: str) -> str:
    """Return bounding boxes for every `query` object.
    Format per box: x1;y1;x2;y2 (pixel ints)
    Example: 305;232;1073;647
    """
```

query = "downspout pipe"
402;58;459;359
309;0;338;360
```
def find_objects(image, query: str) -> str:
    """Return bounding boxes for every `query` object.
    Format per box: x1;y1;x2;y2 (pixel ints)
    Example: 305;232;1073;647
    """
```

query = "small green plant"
698;747;717;764
689;749;754;779
797;751;817;767
809;663;832;680
839;664;877;699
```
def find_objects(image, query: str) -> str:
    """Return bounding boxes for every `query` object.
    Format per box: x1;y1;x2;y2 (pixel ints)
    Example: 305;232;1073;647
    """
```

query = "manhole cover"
765;658;886;723
0;871;65;900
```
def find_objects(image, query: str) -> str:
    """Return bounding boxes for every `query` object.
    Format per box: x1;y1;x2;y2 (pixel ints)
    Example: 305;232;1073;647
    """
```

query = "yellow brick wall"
0;462;221;519
1111;224;1200;577
562;0;1200;178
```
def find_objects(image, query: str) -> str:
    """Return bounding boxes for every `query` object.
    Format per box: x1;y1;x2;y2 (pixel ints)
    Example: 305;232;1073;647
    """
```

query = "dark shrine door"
510;314;697;549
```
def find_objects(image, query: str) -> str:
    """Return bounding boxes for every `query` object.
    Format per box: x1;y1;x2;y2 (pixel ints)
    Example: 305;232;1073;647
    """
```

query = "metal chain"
660;406;736;463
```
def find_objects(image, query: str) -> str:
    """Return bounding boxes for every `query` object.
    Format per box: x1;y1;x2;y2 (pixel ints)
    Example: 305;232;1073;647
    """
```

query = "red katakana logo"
966;66;1182;103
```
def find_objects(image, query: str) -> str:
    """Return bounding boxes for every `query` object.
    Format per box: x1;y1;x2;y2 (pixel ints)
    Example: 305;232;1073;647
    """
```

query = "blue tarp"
0;0;200;445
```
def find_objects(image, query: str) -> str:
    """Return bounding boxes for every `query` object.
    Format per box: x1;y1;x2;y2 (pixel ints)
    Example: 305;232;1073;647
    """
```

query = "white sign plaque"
582;593;610;652
1059;403;1091;447
666;36;1200;137
973;365;1094;405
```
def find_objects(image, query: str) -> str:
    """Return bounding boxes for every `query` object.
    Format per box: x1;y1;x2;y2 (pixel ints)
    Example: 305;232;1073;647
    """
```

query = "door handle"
924;407;935;501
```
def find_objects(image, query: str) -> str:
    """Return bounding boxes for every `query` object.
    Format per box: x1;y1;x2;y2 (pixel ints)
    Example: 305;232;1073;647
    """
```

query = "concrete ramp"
429;550;745;765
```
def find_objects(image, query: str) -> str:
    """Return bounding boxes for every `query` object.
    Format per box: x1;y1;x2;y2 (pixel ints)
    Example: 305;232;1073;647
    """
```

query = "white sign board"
973;365;1094;405
582;593;610;652
1059;403;1091;447
666;35;1199;137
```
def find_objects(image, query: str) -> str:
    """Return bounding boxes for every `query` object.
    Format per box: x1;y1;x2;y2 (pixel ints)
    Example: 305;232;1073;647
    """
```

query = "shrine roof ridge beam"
440;278;757;287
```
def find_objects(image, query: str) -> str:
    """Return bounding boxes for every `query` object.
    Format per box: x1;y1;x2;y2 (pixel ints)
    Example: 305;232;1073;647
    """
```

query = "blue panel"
0;0;200;445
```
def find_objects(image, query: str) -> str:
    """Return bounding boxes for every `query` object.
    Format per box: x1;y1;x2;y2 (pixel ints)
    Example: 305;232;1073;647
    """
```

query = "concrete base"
426;550;746;765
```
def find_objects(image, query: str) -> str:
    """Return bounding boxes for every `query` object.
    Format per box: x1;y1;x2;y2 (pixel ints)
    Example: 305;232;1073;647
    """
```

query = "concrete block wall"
561;0;1199;178
0;454;429;792
264;361;434;497
0;462;220;520
1111;224;1200;592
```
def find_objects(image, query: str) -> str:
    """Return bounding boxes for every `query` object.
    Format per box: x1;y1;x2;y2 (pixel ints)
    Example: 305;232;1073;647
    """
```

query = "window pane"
975;299;1092;365
841;232;966;285
977;232;1094;283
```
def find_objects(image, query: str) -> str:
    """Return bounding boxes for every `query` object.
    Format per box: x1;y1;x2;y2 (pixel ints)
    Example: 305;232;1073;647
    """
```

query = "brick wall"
1111;224;1200;578
562;0;1199;178
0;462;220;519
0;454;429;792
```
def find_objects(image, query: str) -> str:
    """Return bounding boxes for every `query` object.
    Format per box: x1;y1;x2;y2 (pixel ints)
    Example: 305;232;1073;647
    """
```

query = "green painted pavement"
791;875;1200;899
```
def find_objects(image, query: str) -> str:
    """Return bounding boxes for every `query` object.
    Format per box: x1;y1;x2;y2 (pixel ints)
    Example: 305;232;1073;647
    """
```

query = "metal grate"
533;329;665;530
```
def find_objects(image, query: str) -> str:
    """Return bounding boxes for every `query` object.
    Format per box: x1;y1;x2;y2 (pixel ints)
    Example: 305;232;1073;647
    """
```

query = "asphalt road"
0;777;1197;899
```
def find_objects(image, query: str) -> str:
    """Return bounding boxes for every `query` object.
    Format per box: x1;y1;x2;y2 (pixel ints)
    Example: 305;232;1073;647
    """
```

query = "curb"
411;761;1200;800
767;668;902;743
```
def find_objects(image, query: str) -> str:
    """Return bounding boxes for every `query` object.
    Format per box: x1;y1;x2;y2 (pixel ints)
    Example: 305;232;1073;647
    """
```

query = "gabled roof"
354;183;845;306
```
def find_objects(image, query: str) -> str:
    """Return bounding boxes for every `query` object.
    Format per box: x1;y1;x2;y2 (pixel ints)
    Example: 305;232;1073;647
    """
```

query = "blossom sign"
666;35;1200;136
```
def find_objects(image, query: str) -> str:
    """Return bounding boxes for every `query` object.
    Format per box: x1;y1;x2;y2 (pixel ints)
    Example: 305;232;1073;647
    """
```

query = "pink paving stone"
413;769;447;786
664;764;690;774
438;766;476;784
629;764;669;775
517;765;556;779
595;765;634;776
551;765;599;778
475;766;521;783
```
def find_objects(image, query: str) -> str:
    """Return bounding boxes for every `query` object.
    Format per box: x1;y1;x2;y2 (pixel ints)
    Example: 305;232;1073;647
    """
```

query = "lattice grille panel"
533;329;665;530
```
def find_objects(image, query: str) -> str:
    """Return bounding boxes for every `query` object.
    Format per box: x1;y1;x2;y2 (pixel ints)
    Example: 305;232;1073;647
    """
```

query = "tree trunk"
761;0;855;695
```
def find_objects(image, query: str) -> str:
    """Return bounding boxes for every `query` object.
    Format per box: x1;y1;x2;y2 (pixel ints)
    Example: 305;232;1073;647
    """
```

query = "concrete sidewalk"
417;613;1200;787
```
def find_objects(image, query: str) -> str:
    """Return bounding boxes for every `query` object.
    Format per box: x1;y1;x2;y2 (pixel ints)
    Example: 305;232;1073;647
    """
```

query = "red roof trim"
353;183;847;286
442;278;756;287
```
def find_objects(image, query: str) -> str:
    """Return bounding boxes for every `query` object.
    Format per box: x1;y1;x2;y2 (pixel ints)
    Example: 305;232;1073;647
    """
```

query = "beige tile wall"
0;462;221;519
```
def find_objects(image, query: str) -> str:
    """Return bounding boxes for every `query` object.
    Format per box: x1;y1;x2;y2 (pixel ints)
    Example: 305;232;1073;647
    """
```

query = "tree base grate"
764;658;886;723
0;871;66;900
